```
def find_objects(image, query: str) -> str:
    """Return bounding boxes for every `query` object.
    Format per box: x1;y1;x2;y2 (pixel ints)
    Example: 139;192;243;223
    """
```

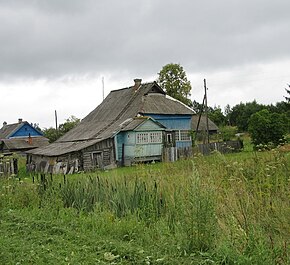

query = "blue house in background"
0;119;49;154
4;119;43;138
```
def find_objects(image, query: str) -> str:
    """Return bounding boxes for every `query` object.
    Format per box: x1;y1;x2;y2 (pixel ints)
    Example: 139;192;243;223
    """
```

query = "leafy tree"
219;126;237;141
157;63;192;107
59;116;80;134
208;106;226;126
192;100;203;114
42;127;59;143
285;84;290;103
43;115;80;143
229;101;265;132
248;109;288;147
31;123;42;132
224;104;232;125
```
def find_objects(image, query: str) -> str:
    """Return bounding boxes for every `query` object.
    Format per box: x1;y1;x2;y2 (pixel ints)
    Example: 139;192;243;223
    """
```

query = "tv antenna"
102;77;105;101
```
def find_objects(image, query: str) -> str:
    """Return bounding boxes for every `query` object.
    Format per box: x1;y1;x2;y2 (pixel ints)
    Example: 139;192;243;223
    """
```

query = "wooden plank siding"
82;138;115;171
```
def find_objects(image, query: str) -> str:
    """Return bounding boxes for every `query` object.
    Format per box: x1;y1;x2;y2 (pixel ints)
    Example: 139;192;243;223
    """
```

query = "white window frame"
136;132;162;144
175;130;191;142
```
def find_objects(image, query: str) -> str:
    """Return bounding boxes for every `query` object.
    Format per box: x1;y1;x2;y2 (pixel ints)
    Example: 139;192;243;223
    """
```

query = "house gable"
147;114;192;130
115;117;165;163
9;123;43;138
134;119;165;131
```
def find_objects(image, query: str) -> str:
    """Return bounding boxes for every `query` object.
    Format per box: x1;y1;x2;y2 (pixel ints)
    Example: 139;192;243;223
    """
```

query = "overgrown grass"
0;149;289;264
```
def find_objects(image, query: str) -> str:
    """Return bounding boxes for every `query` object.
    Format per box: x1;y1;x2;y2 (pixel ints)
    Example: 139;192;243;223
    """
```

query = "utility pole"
194;94;205;144
204;79;210;144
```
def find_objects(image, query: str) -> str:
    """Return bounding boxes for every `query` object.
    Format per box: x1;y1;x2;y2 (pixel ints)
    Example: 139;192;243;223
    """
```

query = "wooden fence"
163;146;193;162
163;140;242;162
197;140;243;155
0;156;18;177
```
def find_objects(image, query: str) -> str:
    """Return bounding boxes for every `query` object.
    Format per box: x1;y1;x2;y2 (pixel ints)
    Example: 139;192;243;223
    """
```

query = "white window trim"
136;132;162;144
175;130;191;142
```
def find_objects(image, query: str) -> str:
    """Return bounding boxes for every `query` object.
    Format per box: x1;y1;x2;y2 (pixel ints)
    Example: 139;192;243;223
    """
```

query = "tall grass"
0;149;289;264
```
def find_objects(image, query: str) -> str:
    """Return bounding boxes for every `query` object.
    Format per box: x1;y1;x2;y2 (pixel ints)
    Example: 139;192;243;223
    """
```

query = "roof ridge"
110;81;155;93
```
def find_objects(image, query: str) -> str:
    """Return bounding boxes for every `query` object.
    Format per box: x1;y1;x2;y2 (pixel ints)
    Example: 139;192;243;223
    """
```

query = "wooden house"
0;119;49;155
26;79;217;173
115;117;166;166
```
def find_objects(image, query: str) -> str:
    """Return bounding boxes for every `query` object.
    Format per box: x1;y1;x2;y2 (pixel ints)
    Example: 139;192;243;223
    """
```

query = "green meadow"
0;148;289;264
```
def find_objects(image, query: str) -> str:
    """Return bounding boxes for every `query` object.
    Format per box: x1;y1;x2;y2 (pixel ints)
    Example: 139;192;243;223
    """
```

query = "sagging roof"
1;137;49;150
26;139;101;157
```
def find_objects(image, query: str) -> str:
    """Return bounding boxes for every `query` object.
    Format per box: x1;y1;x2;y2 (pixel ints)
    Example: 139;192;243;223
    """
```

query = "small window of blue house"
136;132;162;144
175;130;191;141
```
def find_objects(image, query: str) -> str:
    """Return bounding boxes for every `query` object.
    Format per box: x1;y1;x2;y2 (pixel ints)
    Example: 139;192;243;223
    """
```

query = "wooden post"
194;94;206;144
121;143;125;166
55;110;58;131
204;79;210;144
55;110;59;139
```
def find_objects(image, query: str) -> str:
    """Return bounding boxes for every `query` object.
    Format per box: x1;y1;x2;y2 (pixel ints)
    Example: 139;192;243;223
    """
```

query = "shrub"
248;109;289;147
219;126;238;141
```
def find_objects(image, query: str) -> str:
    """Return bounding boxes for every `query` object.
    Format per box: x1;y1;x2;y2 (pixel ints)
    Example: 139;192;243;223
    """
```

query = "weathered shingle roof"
141;94;194;115
28;81;195;156
56;83;154;142
26;139;100;156
0;122;24;139
57;81;193;143
191;115;219;132
2;137;49;150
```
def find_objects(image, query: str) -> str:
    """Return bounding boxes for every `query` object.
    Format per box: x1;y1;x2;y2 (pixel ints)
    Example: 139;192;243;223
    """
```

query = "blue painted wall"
146;114;192;148
9;123;43;138
115;119;165;161
145;114;192;130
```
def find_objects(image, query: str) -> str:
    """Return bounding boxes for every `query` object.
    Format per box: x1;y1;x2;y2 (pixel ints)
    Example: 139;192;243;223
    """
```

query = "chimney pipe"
3;121;7;127
133;78;142;91
28;133;32;145
18;118;23;123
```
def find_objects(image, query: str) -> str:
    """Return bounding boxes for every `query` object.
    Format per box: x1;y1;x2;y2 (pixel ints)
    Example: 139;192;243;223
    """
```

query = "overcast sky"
1;0;289;128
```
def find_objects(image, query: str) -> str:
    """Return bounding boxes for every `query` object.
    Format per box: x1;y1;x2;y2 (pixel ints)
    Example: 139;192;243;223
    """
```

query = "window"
136;133;149;144
175;130;191;141
136;132;162;144
150;132;162;143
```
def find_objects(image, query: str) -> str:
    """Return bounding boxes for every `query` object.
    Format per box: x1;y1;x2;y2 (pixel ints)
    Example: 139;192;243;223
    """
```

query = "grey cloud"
0;0;290;79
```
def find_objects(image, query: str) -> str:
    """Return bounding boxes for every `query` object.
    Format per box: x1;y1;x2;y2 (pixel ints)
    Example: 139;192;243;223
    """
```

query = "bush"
248;109;289;147
219;126;237;141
